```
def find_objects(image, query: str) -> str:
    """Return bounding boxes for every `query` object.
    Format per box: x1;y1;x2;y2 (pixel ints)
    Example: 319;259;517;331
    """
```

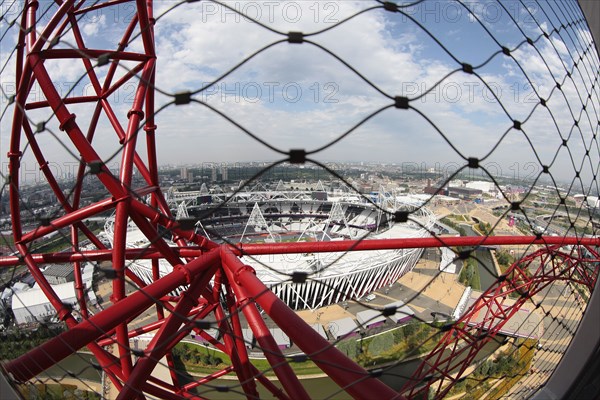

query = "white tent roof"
356;309;387;327
270;328;291;347
384;301;415;323
328;317;358;338
12;282;76;310
310;323;328;340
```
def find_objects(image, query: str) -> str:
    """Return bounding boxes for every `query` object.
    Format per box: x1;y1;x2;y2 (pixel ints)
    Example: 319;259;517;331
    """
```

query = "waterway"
459;223;499;290
43;352;101;383
473;248;500;290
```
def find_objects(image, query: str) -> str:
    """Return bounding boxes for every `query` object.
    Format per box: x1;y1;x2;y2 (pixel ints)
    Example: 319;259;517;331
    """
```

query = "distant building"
180;167;188;180
0;288;13;315
12;282;30;292
423;179;446;196
191;327;220;343
440;247;458;273
423;185;447;196
42;263;74;285
270;328;291;349
573;194;600;209
221;166;228;181
447;187;482;200
12;282;77;325
465;181;496;194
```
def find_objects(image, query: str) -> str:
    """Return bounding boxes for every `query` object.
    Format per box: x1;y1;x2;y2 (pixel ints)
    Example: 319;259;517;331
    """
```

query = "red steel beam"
223;274;311;400
73;0;134;15
116;262;218;400
96;301;211;347
181;366;235;392
4;248;220;382
218;270;259;397
235;235;600;255
402;245;599;398
40;48;151;61
211;287;262;398
0;248;187;266
221;247;403;400
2;235;595;267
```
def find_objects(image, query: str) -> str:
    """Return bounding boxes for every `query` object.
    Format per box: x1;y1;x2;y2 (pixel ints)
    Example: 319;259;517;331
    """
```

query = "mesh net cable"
0;0;599;399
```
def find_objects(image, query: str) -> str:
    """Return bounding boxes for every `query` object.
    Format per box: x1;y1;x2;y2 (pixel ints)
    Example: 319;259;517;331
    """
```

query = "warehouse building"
42;263;74;285
11;282;77;325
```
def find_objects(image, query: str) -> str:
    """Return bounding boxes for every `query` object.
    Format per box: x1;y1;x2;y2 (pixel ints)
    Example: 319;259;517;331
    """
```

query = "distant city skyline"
1;1;598;185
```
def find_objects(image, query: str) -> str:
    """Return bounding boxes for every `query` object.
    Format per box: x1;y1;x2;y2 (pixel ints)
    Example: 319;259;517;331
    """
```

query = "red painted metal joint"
58;113;76;131
174;264;193;285
234;264;256;285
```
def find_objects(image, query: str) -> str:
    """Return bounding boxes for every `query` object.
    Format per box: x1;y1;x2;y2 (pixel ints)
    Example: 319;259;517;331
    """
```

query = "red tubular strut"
235;235;600;255
221;247;404;400
4;249;220;382
2;235;595;268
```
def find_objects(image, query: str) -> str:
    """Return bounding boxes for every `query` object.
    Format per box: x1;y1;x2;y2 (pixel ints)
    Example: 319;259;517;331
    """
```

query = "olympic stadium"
104;182;436;310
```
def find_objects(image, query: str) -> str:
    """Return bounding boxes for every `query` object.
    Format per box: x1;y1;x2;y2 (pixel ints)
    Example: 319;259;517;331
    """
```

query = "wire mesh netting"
0;0;599;399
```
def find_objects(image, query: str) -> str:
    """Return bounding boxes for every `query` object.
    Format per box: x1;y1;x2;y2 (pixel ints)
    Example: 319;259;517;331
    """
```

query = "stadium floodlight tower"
1;0;599;399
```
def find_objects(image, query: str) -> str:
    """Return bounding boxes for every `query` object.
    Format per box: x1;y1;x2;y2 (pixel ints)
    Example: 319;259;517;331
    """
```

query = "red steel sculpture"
2;0;598;399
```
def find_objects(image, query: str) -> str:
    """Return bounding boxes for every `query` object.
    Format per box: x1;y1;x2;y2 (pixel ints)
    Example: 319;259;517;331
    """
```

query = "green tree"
403;322;418;337
368;332;394;356
392;328;404;342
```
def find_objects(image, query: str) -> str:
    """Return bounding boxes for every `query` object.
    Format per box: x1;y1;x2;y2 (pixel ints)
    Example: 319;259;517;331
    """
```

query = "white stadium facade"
104;181;436;310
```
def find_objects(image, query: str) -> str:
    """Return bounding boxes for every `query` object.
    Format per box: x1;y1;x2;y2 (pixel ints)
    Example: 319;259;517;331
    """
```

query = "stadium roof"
247;223;431;283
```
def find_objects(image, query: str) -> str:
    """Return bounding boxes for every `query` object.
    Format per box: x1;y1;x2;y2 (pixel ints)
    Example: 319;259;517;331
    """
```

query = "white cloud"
1;0;598;185
82;14;106;36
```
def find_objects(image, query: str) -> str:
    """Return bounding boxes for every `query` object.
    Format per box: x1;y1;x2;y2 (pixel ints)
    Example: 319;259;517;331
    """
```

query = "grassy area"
251;356;322;376
31;229;92;253
448;214;469;222
459;257;482;290
14;222;103;255
336;322;443;367
181;357;324;377
447;338;537;400
172;341;324;377
0;324;66;359
0;233;14;247
174;321;443;378
571;283;590;303
441;216;469;236
473;221;493;236
484;339;537;399
495;249;515;274
515;220;533;236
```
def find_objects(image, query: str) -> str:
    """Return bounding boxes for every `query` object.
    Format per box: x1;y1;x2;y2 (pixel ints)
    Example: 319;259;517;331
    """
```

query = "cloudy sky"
0;0;598;185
